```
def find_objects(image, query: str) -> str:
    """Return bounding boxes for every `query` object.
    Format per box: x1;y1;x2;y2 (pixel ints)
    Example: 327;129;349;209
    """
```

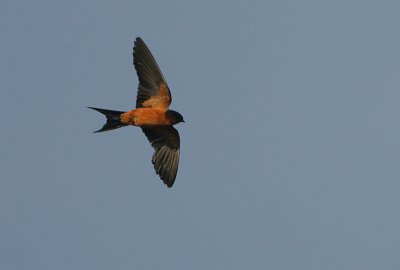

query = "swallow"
89;37;184;187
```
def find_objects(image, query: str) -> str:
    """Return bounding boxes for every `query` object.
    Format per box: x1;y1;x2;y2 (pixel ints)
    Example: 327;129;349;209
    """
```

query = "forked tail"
88;107;128;133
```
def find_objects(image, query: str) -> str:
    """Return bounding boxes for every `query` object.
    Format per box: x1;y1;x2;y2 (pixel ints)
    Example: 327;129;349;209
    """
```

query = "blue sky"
1;0;399;269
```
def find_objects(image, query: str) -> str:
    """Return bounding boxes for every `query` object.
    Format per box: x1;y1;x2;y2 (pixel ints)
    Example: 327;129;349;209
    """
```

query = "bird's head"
167;110;185;125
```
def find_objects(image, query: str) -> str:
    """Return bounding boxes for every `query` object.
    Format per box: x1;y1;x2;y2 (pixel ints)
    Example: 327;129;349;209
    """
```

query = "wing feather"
133;37;172;110
141;126;180;187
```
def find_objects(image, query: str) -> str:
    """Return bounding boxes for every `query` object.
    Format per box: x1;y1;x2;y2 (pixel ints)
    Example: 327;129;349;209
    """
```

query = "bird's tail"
88;107;128;133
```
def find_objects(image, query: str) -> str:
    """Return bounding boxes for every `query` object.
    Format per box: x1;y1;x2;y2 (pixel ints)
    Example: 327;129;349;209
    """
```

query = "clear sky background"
1;0;399;269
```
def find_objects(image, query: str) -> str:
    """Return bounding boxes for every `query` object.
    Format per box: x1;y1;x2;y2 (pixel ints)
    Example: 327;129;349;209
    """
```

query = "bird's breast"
120;108;171;126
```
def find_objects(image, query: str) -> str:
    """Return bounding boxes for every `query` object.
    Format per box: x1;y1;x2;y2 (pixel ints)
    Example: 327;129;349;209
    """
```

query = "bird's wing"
133;37;172;111
141;126;180;187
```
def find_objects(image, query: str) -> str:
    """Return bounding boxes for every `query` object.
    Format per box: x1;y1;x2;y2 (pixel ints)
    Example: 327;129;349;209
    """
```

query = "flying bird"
89;37;184;187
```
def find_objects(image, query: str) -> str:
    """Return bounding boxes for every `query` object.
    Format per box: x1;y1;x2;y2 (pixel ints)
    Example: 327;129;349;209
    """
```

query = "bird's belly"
120;108;168;126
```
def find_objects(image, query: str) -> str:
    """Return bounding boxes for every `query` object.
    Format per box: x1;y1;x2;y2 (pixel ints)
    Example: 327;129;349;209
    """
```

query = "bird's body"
120;108;176;126
89;37;184;187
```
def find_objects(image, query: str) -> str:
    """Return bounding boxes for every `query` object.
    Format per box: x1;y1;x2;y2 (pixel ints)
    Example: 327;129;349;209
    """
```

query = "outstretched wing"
141;126;180;187
133;37;172;110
